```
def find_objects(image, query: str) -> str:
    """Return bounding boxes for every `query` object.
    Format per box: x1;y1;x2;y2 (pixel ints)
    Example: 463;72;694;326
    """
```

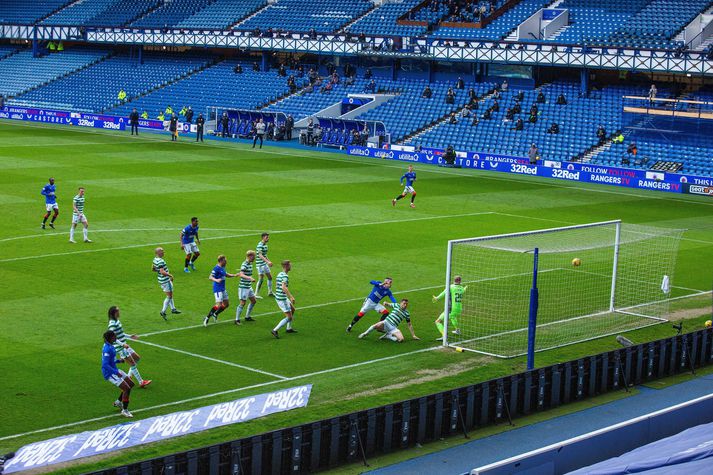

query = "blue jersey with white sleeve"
101;342;121;380
41;183;57;204
367;280;397;304
400;172;416;187
182;224;199;244
211;265;227;292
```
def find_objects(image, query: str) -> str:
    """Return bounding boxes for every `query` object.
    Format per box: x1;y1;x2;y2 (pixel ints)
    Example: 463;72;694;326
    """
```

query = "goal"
442;220;684;360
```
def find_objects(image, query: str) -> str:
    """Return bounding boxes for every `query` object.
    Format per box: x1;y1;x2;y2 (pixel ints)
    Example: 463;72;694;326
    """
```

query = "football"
572;258;582;267
705;320;712;328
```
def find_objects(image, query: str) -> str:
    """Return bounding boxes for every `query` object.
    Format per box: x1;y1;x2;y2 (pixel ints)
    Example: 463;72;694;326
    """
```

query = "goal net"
443;220;684;358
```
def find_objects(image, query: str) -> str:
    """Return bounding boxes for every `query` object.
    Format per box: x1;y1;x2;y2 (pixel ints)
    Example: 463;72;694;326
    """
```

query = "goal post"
442;220;684;359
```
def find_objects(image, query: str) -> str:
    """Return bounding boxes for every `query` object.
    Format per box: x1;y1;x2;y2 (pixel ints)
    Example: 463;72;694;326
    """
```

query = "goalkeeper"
433;275;467;338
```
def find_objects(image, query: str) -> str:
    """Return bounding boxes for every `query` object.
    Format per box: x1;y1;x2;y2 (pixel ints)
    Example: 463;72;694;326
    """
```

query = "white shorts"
214;290;228;303
383;320;397;335
72;213;87;224
257;264;271;275
403;186;415;194
116;346;134;359
359;298;386;315
183;242;199;254
276;299;292;314
238;287;255;301
45;203;59;212
160;281;173;293
107;370;129;387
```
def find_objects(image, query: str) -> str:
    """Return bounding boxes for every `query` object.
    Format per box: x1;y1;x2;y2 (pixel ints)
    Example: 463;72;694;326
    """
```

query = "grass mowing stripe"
134;340;288;379
0;227;269;243
0;211;494;263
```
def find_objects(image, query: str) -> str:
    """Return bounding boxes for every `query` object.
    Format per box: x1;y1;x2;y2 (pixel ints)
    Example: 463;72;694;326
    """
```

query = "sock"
379;310;389;321
190;254;199;263
69;226;75;240
267;279;273;294
350;313;365;327
208;305;219;317
215;305;226;316
118;391;124;403
246;303;255;318
411;193;416;203
51;213;57;223
185;257;191;269
286;319;293;330
169;298;176;310
387;334;398;342
122;397;129;410
395;194;405;201
162;298;170;313
436;321;444;336
83;227;88;240
42;213;50;224
129;366;142;384
362;324;376;336
256;277;264;293
235;304;244;320
274;317;289;332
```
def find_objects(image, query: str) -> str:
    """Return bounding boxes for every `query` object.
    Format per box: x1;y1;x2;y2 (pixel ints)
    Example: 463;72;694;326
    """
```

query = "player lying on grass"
153;247;181;320
108;306;151;388
347;278;397;332
255;232;273;298
434;275;467;339
102;330;135;418
205;254;238;326
392;164;417;209
272;260;297;338
358;299;419;342
40;177;58;229
181;217;200;273
235;250;258;325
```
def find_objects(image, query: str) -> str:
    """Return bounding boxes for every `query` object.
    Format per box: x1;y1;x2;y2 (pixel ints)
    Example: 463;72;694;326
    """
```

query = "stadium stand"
131;0;214;29
42;0;116;25
0;45;21;60
0;0;71;25
237;0;373;33
0;49;109;98
548;0;650;45
108;60;291;118
176;0;267;30
347;0;427;37
88;0;161;27
14;53;212;112
432;0;549;40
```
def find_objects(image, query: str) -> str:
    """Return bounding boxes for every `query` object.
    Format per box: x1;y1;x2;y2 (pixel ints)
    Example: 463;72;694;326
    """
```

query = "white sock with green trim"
274;318;289;332
162;298;170;313
246;303;255;318
129;366;142;383
235;304;244;321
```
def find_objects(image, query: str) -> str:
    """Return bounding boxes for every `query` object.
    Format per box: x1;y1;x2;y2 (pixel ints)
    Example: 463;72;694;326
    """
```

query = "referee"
253;118;266;149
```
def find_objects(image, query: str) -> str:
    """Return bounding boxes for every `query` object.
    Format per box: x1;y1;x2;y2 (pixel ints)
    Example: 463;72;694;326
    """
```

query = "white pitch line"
134;339;287;380
0;211;493;263
0;345;445;442
0;227;267;243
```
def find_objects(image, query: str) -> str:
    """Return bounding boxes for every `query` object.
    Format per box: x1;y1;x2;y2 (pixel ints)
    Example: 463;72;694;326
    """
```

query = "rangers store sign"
3;385;312;473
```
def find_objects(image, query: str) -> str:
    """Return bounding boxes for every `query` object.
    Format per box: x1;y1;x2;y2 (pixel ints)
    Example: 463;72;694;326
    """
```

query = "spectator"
482;108;492;120
307;118;314;144
345;75;355;86
220;112;230;138
297;65;304;77
471;116;479;126
0;94;5;109
627;142;638;157
314;76;323;87
528;111;537;123
536;90;546;103
285;114;294;140
331;72;340;84
179;105;187;117
493;89;502;100
57;41;64;52
288;75;297;93
278;64;286;77
266;122;275;140
514;117;524;130
117;89;127;101
253;119;266;148
445;88;455;104
492;99;500;112
140;110;148;119
443;145;456;165
530;104;538;116
461;106;471;118
556;93;567;105
596;125;607;145
169;114;178;142
468;87;476;101
515;90;524;102
196;113;205;142
449;112;458;124
321;82;333;93
165;105;174;116
504;107;514;122
364;79;376;93
648;84;657;102
364;68;372;79
360;124;369;145
456;77;464;89
157;111;165;121
547;122;560;134
252;62;260;72
129;108;139;136
47;41;56;52
308;68;318;83
185;106;193;124
613;130;624;144
233;63;243;74
528;143;539;164
422;85;432;99
513;100;521;114
501;80;508;92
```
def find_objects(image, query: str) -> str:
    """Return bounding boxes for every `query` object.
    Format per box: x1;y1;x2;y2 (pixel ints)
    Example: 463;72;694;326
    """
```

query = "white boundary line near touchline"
0;211;494;263
471;392;713;474
0;228;266;243
6;120;713;210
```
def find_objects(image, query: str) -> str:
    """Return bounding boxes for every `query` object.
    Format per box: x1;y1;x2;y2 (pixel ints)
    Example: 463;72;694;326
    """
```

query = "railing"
87;328;713;475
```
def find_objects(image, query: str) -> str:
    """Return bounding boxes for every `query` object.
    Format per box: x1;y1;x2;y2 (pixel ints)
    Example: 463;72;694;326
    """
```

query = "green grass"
1;120;712;473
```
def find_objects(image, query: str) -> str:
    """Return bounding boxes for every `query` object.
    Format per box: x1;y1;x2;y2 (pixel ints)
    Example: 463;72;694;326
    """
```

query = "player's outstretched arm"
433;289;446;302
408;322;419;340
238;271;254;281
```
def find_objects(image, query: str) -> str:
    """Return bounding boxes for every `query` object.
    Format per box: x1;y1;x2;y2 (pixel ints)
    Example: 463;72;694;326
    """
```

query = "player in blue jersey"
392;165;417;208
204;254;238;326
180;217;201;273
102;330;134;418
347;278;397;332
41;177;59;229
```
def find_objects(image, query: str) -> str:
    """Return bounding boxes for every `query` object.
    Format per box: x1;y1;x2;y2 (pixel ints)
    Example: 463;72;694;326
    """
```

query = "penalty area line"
0;345;444;443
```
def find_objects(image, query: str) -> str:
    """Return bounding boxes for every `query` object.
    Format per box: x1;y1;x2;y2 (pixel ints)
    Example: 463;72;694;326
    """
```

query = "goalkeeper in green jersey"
433;276;467;338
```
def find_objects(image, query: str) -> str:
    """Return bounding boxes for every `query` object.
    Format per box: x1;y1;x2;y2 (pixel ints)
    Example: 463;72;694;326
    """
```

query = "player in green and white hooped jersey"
152;247;181;320
69;187;91;243
433;275;468;339
107;306;152;388
358;299;419;342
255;233;273;298
235;250;258;325
272;260;296;338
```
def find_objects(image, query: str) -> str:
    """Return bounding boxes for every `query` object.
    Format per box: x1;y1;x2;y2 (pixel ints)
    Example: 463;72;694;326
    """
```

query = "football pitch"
1;121;712;472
